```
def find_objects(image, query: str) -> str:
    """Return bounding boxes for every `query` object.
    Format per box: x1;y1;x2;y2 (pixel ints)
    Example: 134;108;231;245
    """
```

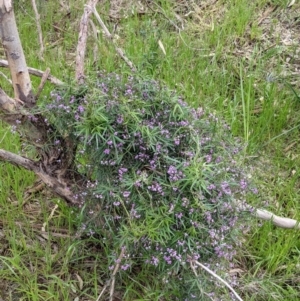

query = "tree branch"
31;0;44;60
91;6;137;72
255;208;300;229
0;59;64;85
0;148;81;205
76;0;99;84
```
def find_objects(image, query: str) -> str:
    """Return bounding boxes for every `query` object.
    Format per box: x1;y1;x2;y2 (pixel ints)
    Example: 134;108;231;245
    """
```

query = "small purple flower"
116;115;124;124
123;191;130;198
240;178;248;190
104;149;110;155
221;181;231;195
174;137;180;145
77;105;84;113
175;212;183;219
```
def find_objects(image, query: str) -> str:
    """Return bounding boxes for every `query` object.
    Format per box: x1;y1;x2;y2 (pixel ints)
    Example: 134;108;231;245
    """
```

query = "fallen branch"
255;208;300;229
0;148;81;206
234;199;300;229
0;59;64;85
91;6;137;72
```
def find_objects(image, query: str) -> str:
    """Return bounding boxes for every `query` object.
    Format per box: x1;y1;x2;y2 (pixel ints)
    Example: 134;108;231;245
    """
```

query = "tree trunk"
0;0;34;107
0;0;85;206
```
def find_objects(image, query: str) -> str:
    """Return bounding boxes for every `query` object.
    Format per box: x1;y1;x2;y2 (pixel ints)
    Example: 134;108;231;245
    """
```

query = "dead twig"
190;260;244;301
31;0;44;60
0;148;81;205
109;246;125;301
255;208;300;229
95;282;109;301
35;68;50;100
41;204;58;232
95;246;125;301
89;19;99;65
234;200;300;229
76;0;99;84
91;6;137;72
0;59;63;85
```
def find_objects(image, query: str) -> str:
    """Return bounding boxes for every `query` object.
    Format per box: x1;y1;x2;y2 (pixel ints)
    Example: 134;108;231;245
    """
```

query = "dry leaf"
158;40;166;55
75;273;84;290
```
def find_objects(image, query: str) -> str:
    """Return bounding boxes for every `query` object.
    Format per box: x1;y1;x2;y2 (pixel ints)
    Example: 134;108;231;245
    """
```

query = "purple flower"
174;137;180;145
117;115;124;124
221;181;231;195
104;149;110;155
77;105;84;113
123;191;130;198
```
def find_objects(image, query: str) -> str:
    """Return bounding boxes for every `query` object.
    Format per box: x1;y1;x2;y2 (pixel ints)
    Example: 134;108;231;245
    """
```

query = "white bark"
0;0;33;107
76;0;98;84
255;209;300;229
0;59;64;85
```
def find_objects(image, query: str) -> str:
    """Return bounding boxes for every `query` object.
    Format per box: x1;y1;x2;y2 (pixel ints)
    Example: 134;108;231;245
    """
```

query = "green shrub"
44;73;255;300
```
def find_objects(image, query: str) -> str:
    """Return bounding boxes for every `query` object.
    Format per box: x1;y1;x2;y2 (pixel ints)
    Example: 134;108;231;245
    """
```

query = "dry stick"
95;282;109;301
35;68;50;100
191;260;244;301
0;149;81;206
31;0;44;60
234;199;300;229
89;19;99;65
255;208;300;229
90;6;137;72
109;247;126;301
0;59;63;85
95;247;126;301
76;0;99;84
0;219;72;238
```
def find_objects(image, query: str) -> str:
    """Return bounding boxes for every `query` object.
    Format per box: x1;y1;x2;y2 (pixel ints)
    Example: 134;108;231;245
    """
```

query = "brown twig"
95;246;125;301
109;246;125;301
0;59;63;85
0;148;81;205
35;68;50;100
255;208;300;229
91;6;137;72
95;282;109;301
31;0;44;60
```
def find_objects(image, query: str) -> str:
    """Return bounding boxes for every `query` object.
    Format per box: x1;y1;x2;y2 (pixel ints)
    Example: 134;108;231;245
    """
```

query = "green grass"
1;0;300;300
